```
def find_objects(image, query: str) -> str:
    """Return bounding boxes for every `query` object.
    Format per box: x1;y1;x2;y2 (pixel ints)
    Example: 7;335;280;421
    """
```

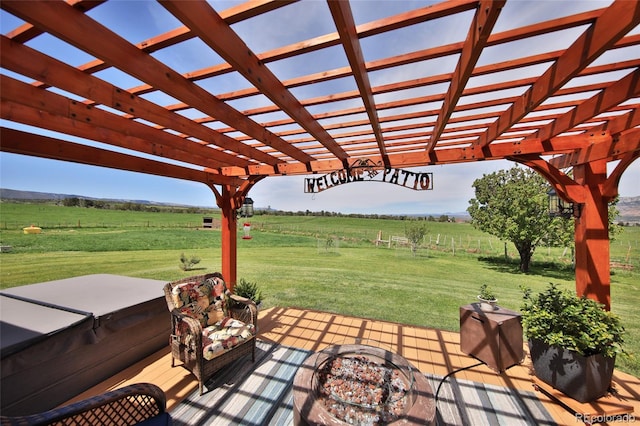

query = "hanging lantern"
239;197;254;218
547;188;581;219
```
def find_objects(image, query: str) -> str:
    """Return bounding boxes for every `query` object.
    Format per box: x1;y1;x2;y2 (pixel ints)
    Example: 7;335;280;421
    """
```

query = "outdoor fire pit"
293;344;435;426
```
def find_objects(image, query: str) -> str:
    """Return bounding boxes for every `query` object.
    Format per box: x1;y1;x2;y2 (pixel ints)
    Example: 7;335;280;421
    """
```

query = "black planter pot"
528;339;615;403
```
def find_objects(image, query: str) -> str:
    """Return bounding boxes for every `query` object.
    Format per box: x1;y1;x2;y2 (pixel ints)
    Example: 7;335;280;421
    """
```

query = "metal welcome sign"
304;159;433;194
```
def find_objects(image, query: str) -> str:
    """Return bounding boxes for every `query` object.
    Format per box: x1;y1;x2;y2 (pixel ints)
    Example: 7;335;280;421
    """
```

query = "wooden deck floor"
67;307;639;425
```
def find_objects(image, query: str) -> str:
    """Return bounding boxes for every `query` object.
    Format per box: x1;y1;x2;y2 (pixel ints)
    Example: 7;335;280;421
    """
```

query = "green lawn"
0;202;638;376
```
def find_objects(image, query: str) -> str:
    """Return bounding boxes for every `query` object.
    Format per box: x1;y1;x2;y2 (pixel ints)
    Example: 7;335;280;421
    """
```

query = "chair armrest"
228;294;258;328
0;383;168;426
229;294;255;306
170;308;203;328
170;309;203;349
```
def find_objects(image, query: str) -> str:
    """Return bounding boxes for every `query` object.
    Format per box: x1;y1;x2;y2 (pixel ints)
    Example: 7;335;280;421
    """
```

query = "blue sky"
1;1;638;214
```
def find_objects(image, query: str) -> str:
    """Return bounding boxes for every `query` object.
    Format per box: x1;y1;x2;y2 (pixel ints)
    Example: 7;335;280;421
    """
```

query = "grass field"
1;202;638;376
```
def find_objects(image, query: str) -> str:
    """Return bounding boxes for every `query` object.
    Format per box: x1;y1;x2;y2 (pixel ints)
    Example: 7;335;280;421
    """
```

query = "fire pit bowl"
293;344;435;426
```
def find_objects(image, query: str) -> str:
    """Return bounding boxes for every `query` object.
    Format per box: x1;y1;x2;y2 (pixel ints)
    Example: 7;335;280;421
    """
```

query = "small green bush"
179;253;200;271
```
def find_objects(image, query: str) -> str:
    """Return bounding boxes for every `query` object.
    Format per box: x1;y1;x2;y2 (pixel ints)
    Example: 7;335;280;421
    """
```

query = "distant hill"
1;188;70;202
617;195;640;224
0;188;169;206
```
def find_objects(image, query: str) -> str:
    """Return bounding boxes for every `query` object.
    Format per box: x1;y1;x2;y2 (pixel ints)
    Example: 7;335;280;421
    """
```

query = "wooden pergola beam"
527;69;640;143
0;76;237;171
549;108;640;169
3;0;105;43
228;52;638;140
0;36;268;170
255;133;625;177
515;155;584;203
475;0;640;148
7;0;633;168
603;149;640;200
14;1;294;85
250;91;637;152
427;0;504;153
203;11;639;117
127;0;478;98
160;0;346;165
1;0;311;166
137;4;606;106
16;0;615;155
246;99;637;163
328;0;387;164
0;127;241;187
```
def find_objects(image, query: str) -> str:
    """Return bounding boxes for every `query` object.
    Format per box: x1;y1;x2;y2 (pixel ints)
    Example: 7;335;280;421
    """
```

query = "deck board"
64;307;639;424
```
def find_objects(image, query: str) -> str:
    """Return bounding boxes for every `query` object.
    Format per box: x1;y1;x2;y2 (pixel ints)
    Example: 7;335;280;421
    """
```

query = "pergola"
1;0;638;310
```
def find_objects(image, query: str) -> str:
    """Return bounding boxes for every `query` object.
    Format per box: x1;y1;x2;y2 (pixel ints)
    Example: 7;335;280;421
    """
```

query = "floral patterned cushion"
171;277;228;327
202;317;255;360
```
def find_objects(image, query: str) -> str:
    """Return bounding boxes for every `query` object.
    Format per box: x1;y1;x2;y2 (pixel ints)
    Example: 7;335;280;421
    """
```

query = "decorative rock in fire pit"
316;353;410;424
293;343;435;426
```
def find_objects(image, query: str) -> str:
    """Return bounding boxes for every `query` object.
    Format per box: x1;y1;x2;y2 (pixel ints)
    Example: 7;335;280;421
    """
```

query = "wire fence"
2;218;637;270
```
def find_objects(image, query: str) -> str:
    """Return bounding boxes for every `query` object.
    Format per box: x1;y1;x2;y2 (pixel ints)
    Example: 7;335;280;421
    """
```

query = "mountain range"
0;188;185;207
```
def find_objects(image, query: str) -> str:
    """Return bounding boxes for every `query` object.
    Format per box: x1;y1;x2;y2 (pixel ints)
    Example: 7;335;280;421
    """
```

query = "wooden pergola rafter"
1;0;638;303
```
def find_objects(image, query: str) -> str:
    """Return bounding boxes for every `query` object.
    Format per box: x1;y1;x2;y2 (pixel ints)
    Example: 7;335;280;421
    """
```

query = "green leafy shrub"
521;283;626;358
325;237;334;251
179;253;200;271
234;278;263;305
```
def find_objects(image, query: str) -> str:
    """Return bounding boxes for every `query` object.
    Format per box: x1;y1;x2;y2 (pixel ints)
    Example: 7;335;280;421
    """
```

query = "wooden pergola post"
208;178;263;291
219;184;238;290
521;153;616;311
573;160;611;310
207;183;240;290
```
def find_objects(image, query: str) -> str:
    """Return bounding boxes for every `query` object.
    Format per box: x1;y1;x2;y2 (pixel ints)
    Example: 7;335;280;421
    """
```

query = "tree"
405;220;427;256
63;197;80;207
467;166;552;272
607;197;623;242
468;166;622;272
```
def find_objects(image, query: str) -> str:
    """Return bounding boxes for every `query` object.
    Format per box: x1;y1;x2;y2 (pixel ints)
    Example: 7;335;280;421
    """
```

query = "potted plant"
477;284;498;312
228;278;263;325
521;283;626;403
233;278;263;307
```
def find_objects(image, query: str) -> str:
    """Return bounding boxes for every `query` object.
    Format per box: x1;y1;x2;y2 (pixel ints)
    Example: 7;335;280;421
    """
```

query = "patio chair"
163;273;257;395
0;383;169;425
